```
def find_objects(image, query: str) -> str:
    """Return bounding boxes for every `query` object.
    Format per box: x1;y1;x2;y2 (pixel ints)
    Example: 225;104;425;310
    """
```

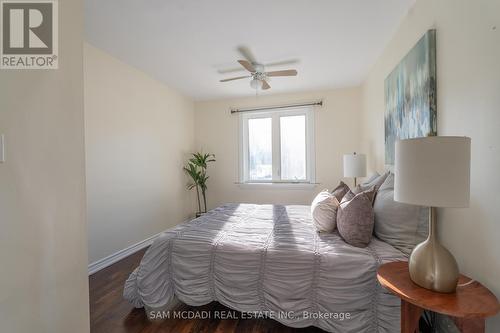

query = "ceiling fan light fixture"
250;78;262;90
220;47;298;91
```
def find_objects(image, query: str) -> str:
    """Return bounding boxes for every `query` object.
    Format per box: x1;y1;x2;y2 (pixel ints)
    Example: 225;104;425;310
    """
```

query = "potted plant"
183;152;215;217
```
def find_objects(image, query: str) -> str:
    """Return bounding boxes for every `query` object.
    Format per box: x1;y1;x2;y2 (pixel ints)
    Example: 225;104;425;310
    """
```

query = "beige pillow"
311;190;340;232
337;187;376;248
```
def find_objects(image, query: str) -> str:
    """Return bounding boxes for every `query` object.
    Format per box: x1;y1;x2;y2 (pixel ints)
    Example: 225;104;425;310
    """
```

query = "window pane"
248;117;272;180
280;115;306;180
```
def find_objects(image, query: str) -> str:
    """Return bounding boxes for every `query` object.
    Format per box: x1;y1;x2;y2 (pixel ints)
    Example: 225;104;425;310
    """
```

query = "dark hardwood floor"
89;248;326;333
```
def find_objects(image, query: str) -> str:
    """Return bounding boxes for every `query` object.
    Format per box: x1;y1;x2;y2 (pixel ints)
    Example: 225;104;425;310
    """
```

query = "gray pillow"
341;171;389;205
358;171;389;193
331;181;350;202
362;172;380;185
373;173;429;255
340;189;356;203
337;187;376;248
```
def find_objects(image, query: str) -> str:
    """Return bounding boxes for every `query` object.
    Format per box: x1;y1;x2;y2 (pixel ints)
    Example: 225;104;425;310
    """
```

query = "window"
240;107;315;184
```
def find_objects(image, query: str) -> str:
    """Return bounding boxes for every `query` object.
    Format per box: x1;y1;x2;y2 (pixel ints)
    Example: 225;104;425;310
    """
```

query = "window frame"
239;106;315;184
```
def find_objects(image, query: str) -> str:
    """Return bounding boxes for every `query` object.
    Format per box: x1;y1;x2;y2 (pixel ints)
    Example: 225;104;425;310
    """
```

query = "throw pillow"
337;187;376;248
330;181;350;201
311;190;340;232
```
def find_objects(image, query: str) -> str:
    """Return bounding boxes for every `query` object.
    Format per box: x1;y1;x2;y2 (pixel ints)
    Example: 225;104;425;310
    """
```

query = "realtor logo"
1;0;58;69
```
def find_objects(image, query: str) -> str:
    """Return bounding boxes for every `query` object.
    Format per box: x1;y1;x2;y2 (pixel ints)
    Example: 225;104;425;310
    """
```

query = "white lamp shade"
343;153;367;178
395;136;471;208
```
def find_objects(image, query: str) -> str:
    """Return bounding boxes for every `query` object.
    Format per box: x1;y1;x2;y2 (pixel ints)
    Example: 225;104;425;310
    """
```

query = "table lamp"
343;152;366;187
395;136;471;293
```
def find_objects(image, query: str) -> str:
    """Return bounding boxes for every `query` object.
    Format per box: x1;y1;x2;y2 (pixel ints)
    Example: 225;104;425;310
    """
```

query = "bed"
124;203;407;332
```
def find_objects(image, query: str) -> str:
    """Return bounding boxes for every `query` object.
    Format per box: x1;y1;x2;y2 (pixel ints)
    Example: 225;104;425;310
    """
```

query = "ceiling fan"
219;47;298;90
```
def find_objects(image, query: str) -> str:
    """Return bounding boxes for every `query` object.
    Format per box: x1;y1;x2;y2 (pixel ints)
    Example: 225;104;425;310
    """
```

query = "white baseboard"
88;231;163;275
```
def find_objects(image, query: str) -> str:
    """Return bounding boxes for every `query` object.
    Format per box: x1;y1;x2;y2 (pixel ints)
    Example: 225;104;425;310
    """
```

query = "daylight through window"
240;107;314;183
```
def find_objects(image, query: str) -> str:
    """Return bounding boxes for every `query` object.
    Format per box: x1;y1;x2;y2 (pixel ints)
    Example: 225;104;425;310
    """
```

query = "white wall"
361;0;500;330
84;44;195;264
0;1;89;332
194;88;362;208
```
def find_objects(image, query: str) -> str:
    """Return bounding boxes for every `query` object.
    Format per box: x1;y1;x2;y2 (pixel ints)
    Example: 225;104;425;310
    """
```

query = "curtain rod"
230;101;323;114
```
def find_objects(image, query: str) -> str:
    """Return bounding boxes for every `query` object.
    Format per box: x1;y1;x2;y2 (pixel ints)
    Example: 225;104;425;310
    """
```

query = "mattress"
124;203;407;332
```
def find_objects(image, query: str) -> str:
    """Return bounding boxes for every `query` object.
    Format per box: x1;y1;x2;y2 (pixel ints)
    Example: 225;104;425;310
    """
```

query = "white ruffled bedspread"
124;203;407;332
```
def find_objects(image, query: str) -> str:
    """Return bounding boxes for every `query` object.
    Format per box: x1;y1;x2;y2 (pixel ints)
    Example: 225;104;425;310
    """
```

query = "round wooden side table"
377;261;499;333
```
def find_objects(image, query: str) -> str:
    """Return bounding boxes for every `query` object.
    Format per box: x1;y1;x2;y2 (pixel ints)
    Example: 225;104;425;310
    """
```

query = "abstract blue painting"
385;29;437;164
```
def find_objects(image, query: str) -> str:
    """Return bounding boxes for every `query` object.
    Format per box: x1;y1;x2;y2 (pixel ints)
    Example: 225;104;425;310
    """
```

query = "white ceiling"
85;0;414;101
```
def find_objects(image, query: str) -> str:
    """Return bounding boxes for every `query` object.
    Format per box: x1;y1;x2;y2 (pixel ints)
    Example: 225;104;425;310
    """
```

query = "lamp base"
408;207;459;293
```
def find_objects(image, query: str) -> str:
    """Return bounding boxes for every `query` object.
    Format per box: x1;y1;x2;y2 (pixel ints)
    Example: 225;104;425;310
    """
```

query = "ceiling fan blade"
217;67;246;74
238;60;256;73
237;46;257;63
266;69;298;77
261;80;271;90
264;59;300;68
220;75;251;82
